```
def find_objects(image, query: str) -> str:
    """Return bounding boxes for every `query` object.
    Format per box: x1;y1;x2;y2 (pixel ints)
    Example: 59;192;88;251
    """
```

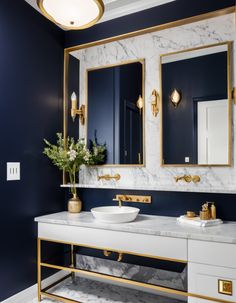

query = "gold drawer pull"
218;279;233;296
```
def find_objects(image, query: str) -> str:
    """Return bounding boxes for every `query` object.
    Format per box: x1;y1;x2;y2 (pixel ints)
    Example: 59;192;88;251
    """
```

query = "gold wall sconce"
170;89;182;107
136;95;144;113
151;89;160;117
71;92;85;124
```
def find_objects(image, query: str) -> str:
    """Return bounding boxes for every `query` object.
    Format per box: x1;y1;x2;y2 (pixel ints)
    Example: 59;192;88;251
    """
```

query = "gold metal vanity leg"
71;244;76;282
37;238;41;302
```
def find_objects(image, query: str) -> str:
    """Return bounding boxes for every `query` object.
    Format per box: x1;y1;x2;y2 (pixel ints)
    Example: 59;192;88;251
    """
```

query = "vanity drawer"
188;262;236;303
188;240;236;269
38;223;187;262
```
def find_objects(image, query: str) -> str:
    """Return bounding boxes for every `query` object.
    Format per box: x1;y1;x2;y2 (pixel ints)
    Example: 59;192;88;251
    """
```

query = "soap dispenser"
211;203;216;219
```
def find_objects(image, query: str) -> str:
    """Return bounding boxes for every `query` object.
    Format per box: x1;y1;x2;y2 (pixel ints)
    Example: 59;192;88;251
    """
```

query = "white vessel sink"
91;206;140;223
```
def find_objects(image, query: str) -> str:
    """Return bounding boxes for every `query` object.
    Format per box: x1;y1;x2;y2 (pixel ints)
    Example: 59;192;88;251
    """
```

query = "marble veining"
76;255;187;291
68;13;236;194
35;211;236;244
31;277;184;303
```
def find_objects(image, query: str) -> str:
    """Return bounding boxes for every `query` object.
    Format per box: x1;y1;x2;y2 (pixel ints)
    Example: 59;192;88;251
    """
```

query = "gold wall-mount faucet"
112;194;151;207
98;174;121;181
175;174;201;183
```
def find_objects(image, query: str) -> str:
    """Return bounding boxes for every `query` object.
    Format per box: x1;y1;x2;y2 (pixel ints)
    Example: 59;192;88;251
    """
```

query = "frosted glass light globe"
37;0;104;30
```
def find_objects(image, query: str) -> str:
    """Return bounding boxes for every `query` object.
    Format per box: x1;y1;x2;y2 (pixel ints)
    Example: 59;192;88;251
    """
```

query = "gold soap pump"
211;202;216;220
200;202;216;220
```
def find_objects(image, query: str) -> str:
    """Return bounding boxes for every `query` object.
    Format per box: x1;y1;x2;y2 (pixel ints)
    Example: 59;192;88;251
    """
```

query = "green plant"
43;133;105;196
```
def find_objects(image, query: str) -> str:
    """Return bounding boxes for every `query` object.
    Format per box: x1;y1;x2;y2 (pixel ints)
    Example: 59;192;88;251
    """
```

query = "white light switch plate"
185;157;190;163
7;162;20;181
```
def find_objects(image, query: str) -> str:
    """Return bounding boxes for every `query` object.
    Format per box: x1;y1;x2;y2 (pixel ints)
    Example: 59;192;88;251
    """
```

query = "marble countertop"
35;212;236;244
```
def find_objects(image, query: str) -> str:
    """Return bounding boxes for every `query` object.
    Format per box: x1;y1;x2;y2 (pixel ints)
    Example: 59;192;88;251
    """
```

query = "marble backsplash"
71;13;236;193
76;255;187;291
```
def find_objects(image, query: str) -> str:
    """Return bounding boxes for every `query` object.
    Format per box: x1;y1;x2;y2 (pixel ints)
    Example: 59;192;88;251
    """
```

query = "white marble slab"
35;211;236;244
68;13;236;194
30;276;184;303
61;183;236;194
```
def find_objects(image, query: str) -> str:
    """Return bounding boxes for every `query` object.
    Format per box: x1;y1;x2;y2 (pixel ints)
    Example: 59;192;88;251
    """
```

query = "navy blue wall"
0;1;65;300
68;55;80;138
68;189;236;222
0;0;235;301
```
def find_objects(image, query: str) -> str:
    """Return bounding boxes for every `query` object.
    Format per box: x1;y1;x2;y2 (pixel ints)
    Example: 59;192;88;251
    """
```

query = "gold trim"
42;273;72;293
85;58;146;168
38;237;235;303
160;41;233;167
37;238;41;302
233;87;236;104
40;262;234;303
63;51;69;184
39;237;187;263
37;0;104;31
41;291;80;303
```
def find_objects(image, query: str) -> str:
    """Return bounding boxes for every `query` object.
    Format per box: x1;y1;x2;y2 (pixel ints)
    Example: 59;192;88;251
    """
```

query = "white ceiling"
25;0;175;28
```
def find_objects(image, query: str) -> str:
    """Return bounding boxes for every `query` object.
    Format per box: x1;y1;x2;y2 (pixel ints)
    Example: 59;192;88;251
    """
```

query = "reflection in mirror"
86;60;144;166
161;42;231;166
67;54;80;138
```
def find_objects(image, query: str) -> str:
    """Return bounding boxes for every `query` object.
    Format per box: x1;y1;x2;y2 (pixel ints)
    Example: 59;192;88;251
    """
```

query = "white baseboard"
1;270;67;303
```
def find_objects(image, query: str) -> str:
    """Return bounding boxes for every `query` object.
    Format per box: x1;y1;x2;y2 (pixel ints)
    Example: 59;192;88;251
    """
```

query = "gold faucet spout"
175;174;200;183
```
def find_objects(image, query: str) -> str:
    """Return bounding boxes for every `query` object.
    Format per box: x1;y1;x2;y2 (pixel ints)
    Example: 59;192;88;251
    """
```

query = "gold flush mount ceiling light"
37;0;104;30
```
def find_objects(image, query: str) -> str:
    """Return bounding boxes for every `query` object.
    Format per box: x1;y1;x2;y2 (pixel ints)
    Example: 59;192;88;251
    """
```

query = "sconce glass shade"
136;95;144;110
170;89;181;107
71;92;77;103
37;0;104;30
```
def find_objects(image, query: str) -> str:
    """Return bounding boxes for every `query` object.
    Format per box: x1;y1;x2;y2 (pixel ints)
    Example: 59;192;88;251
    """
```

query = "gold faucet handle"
175;176;181;182
192;175;201;183
184;175;192;183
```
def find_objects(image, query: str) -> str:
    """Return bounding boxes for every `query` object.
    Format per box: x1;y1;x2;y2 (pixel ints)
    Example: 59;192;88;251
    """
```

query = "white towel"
177;215;223;227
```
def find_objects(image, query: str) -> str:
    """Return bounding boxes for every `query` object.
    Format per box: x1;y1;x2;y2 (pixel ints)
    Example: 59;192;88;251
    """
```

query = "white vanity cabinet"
188;240;236;302
35;212;236;303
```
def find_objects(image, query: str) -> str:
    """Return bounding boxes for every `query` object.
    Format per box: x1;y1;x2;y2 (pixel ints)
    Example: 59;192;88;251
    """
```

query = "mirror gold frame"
85;59;145;167
160;41;233;167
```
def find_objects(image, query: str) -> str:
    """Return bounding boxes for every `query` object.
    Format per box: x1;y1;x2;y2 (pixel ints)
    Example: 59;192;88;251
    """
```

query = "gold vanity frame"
63;6;234;180
85;58;146;168
160;41;233;167
37;238;234;303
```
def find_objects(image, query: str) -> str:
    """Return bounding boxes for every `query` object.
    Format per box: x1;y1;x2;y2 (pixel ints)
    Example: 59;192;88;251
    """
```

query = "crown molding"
24;0;175;29
99;0;175;23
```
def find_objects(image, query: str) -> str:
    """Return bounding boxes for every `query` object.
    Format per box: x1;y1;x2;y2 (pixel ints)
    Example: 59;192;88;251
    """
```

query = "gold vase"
68;193;82;213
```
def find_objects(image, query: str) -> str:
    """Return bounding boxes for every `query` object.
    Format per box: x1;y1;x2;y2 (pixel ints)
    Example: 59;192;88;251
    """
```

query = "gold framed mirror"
160;41;232;167
85;59;145;167
63;52;145;169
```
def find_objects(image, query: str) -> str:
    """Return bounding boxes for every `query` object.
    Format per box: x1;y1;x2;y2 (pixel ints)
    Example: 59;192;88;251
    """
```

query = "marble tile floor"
31;277;185;303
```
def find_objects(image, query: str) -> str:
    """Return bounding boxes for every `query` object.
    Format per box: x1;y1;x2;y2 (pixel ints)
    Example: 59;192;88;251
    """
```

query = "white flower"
67;149;77;161
94;147;98;156
83;150;90;162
